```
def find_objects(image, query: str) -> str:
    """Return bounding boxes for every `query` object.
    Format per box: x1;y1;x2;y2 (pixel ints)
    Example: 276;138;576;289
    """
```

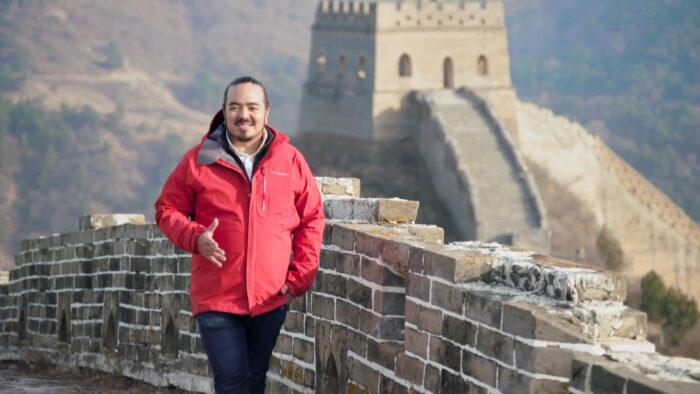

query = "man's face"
223;83;270;144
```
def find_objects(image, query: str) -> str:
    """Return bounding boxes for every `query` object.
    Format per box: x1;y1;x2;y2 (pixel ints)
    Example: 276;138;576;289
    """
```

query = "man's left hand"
279;284;293;304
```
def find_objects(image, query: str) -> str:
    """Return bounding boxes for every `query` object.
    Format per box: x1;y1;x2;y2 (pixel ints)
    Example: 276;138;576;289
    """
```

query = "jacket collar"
196;109;288;166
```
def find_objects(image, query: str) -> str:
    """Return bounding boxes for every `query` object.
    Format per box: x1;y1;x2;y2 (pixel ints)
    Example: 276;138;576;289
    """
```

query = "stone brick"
293;337;315;364
408;246;424;274
373;290;404;315
395;352;425;386
367;338;402;370
336;299;360;328
379;374;408;394
431;281;465;315
320;249;339;271
355;231;386;259
406;273;430;302
514;342;572;378
311;293;335;321
462;349;497;387
424;364;441;394
376;198;419;224
316;176;360;197
442;314;477;346
347;279;372;309
501;302;589;343
361;257;404;286
498;366;567;394
464;291;502;328
381;240;410;275
290;294;306;313
338;253;361;276
429;336;461;372
570;357;591;392
422;250;457;282
348;328;368;357
476;326;513;365
284;311;305;333
347;356;379;392
321;272;347;298
404;326;429;359
359;309;404;340
414;304;442;335
305;316;315;338
440;368;468;394
330;224;356;251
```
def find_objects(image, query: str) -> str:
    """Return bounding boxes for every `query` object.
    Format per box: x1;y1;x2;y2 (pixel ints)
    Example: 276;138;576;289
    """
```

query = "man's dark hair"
222;76;270;108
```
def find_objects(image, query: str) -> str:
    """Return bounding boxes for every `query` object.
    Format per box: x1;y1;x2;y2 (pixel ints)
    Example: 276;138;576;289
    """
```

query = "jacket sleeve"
154;152;207;253
286;153;325;297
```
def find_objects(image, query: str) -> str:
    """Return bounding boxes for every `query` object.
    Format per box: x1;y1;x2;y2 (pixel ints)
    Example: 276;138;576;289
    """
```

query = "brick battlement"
1;177;699;393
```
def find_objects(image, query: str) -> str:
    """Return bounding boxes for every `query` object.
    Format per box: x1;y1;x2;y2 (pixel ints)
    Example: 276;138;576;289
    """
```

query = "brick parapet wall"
1;177;699;393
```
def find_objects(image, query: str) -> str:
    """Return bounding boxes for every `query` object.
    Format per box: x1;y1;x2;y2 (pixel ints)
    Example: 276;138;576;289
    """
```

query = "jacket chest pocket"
259;167;297;222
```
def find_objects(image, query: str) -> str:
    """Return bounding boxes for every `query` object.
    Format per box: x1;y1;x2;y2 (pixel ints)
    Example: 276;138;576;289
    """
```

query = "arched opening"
58;311;69;343
103;313;117;351
162;316;178;359
399;54;412;77
443;57;454;88
358;56;367;80
316;52;327;73
337;55;346;75
18;309;27;340
478;55;489;76
321;354;339;393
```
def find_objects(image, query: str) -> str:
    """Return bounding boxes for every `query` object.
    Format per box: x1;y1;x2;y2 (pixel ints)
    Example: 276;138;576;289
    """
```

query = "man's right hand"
197;218;225;268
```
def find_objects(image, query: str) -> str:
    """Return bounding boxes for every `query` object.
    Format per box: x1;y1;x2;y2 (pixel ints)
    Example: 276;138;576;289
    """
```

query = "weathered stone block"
443;314;477;346
395;352;425;386
336;299;360;328
355;231;385;259
330;224;355;251
462;349;497;387
373;290;404;315
361;258;404;287
424;364;441;394
514;342;572;378
320;272;347;298
293;337;315;364
311;293;335;321
406;273;430;302
429;336;461;372
376;198;419;224
501;302;590;343
284;311;305;333
347;279;372;309
464;291;502;328
367;338;402;370
379;375;408;394
380;240;410;275
316;176;361;197
347;356;379;393
476;326;513;365
79;214;147;230
413;304;442;335
440;368;468;393
431;281;465;315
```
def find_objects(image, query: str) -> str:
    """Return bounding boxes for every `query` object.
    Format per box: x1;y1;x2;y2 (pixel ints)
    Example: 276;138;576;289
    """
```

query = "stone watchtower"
299;0;519;140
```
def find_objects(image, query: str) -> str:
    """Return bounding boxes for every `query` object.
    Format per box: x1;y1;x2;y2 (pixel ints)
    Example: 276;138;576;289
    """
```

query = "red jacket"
155;110;325;316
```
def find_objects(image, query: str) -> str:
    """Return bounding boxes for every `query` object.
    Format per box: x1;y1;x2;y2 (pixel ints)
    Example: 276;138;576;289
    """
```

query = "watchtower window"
338;55;346;74
399;54;412;77
478;55;489;76
317;53;327;73
358;56;367;79
443;57;454;88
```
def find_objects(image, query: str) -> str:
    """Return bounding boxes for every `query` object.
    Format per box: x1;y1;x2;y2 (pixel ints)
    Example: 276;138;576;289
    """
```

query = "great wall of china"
1;177;699;393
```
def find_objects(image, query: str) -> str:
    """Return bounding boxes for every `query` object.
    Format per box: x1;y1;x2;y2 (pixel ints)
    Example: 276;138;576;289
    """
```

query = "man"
155;76;325;393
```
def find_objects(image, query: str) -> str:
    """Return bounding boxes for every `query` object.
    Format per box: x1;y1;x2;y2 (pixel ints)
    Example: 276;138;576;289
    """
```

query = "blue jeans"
196;306;288;394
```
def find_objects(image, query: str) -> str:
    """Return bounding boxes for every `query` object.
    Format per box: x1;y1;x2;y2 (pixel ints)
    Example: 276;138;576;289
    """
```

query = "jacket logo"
271;170;290;176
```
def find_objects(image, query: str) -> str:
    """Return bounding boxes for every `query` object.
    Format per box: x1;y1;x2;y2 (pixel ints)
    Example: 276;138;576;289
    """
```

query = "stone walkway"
0;361;190;393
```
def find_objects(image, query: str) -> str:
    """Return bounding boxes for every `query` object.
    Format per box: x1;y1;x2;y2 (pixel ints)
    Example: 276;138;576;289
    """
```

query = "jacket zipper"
262;167;267;212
